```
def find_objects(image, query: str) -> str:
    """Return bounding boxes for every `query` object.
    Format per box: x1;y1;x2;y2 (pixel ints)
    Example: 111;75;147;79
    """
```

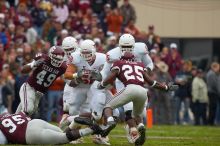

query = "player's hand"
97;82;106;89
77;69;91;84
33;59;45;68
167;82;179;91
91;70;102;81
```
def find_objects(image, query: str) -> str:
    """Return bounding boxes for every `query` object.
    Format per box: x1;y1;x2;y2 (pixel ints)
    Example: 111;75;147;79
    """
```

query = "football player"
0;112;102;144
16;46;67;116
63;39;112;145
97;52;179;145
60;36;79;122
100;33;154;142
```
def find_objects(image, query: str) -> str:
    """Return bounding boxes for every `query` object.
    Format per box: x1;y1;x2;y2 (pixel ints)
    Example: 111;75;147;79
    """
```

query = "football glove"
33;59;45;68
77;69;92;84
97;82;106;89
91;70;102;81
167;82;179;91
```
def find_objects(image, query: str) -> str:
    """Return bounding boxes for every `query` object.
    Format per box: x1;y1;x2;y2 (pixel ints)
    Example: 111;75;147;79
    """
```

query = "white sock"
107;117;114;123
67;115;79;122
79;128;93;136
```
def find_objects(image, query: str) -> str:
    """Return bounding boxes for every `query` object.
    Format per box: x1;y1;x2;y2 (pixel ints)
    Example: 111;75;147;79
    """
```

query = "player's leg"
131;86;148;146
102;87;132;137
26;119;101;145
18;83;37;115
69;88;87;116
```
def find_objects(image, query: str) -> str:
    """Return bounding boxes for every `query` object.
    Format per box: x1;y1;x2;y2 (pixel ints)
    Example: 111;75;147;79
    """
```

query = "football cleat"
74;117;103;135
101;121;116;137
59;114;70;132
92;135;111;145
135;123;146;146
129;127;140;143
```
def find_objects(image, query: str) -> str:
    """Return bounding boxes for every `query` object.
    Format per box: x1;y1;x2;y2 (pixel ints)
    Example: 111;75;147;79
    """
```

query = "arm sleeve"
142;53;154;71
100;61;113;81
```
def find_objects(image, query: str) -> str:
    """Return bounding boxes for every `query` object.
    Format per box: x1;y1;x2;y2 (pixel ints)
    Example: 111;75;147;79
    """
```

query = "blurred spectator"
23;18;38;45
149;49;158;62
165;43;182;79
91;0;105;14
15;48;24;67
94;37;104;53
106;0;118;9
106;35;117;51
106;8;123;35
14;3;32;25
30;1;47;37
47;77;64;122
206;62;220;125
174;61;192;125
119;0;136;27
0;44;5;71
69;0;91;14
146;25;161;50
0;72;13;114
0;22;8;47
56;29;68;46
47;20;62;46
5;23;16;49
14;25;27;48
52;0;69;24
191;69;208;125
153;61;172;124
99;4;111;36
79;17;91;36
124;20;140;37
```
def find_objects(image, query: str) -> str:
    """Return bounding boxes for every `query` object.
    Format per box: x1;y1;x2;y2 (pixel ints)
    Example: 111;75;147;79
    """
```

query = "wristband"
165;85;168;90
72;73;78;79
150;81;157;87
28;60;35;68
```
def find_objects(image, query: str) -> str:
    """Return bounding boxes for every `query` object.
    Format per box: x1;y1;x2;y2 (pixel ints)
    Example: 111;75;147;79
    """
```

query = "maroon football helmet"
48;46;65;67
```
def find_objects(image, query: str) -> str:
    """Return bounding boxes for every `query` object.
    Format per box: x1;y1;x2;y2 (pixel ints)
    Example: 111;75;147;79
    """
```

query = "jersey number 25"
122;65;144;82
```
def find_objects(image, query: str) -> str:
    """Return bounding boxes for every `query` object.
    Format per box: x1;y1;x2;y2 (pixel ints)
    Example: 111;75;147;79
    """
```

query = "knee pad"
125;110;132;122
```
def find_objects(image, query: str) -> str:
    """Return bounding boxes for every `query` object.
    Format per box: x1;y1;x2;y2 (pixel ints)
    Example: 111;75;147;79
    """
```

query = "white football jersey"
71;52;106;88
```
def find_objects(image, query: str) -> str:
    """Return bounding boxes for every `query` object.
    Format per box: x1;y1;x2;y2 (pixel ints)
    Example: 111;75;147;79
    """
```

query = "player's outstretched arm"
97;70;118;89
21;59;44;74
143;71;179;91
64;64;78;80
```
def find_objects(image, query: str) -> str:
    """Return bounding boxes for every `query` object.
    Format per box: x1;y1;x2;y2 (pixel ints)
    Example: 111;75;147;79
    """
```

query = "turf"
6;124;220;146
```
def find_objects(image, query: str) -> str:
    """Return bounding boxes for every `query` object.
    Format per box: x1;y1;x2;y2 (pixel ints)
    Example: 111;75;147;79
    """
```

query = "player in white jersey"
100;33;154;143
63;39;116;145
64;39;106;116
61;36;79;114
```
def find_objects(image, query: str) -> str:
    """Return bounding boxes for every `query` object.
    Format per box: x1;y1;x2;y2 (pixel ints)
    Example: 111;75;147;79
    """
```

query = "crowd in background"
0;0;220;126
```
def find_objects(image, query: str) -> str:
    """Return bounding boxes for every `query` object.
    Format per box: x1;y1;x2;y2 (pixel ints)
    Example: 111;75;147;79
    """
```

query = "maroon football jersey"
0;112;31;144
111;60;146;87
27;53;67;93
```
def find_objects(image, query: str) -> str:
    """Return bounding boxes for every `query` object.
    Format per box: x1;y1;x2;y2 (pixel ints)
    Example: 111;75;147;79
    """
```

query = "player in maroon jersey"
16;46;68;116
0;112;103;144
97;52;178;145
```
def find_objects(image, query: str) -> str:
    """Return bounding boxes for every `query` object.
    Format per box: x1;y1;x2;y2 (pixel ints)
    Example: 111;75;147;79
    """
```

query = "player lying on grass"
97;52;179;145
0;112;102;145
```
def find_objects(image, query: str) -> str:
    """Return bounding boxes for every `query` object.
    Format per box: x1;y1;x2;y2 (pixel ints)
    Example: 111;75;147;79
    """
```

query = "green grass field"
7;124;220;146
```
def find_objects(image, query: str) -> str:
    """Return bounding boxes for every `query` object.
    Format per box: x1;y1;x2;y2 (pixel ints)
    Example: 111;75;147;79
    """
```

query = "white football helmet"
80;39;96;63
62;36;78;56
119;33;135;55
49;46;65;67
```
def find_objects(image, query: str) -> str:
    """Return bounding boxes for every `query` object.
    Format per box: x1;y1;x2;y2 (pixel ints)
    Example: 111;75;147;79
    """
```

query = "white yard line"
110;135;192;140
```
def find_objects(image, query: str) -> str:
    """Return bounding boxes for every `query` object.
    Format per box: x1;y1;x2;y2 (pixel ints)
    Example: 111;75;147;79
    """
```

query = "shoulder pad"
71;52;81;64
106;47;121;63
34;53;45;60
134;42;149;55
